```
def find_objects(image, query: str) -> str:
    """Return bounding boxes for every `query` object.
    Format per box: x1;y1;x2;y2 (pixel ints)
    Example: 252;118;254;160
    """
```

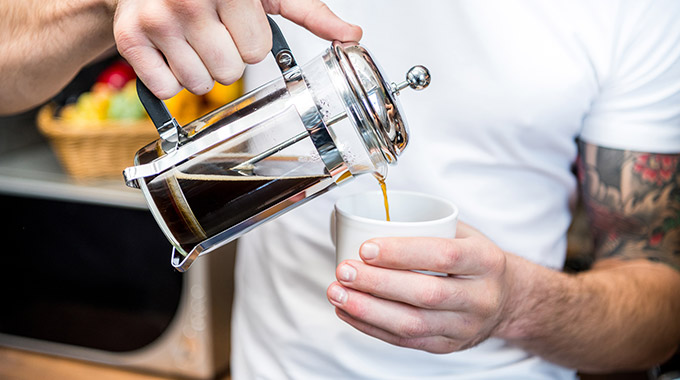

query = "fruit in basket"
96;60;136;90
61;83;112;122
59;57;243;125
107;81;145;120
60;81;145;123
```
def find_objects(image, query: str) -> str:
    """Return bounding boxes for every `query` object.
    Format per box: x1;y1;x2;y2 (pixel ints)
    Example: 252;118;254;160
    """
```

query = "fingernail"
360;242;379;260
329;284;347;305
338;264;356;282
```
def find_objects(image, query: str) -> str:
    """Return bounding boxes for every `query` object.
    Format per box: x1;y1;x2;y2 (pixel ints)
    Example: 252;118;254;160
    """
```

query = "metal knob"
391;65;431;95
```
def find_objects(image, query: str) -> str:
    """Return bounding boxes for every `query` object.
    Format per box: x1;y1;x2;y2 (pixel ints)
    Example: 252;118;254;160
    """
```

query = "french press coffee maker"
123;17;430;271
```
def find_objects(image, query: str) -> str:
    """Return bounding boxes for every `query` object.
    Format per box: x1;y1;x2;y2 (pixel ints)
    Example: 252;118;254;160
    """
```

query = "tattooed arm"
571;141;680;369
498;142;680;372
579;141;680;268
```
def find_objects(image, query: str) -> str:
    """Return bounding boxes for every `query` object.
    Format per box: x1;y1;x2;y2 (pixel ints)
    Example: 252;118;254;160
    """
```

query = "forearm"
498;254;680;372
0;0;117;114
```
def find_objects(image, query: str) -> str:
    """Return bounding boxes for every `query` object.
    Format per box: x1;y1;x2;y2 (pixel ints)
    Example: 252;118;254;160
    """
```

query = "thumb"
271;0;363;42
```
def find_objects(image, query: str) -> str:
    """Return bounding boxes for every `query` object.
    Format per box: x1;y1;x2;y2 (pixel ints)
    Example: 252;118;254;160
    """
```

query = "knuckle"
457;315;481;338
484;247;507;273
305;1;331;24
164;0;202;20
394;336;427;351
239;42;271;64
456;338;478;352
114;30;144;59
439;338;464;354
477;298;496;318
477;284;503;318
439;241;461;269
212;62;245;85
345;298;368;320
139;17;172;36
397;313;428;338
418;282;448;308
137;6;174;36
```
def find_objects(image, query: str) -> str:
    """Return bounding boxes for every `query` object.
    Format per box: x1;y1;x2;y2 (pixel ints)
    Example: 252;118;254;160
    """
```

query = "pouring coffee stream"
124;16;431;271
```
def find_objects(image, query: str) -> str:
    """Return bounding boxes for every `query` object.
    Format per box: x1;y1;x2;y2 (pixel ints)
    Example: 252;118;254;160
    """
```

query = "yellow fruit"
72;92;108;123
164;89;202;125
122;80;137;96
204;80;243;110
60;104;78;121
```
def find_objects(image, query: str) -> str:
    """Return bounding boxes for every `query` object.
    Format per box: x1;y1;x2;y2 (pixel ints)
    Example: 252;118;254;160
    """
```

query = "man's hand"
112;0;362;99
326;222;518;354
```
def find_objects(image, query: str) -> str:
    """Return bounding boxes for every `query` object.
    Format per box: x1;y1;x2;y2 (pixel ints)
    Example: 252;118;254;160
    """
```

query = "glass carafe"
123;17;431;271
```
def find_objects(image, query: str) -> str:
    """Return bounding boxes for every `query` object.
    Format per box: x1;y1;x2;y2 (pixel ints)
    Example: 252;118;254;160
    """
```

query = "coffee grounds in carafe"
146;157;330;252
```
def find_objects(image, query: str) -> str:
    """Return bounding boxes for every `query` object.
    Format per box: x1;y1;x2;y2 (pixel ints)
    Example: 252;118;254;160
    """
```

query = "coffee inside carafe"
146;155;330;252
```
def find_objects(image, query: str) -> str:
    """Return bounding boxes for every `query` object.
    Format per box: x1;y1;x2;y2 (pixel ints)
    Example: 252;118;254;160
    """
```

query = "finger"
119;42;183;99
114;15;182;99
327;282;470;343
131;2;215;95
360;237;495;276
185;18;245;85
336;260;477;311
217;0;272;64
273;0;363;42
334;308;460;354
151;33;215;95
455;221;482;238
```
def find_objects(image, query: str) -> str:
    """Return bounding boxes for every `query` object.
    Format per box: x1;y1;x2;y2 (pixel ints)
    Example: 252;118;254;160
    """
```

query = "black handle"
137;15;296;129
267;16;297;72
136;79;173;129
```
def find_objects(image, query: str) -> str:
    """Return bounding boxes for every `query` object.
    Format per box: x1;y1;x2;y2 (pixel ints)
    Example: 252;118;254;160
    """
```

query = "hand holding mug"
329;191;517;353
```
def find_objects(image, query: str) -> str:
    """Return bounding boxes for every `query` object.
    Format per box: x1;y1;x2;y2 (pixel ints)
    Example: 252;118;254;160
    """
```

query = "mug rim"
334;190;459;227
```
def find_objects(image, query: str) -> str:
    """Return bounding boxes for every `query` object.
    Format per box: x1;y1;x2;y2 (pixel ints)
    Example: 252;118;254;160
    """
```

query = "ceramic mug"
332;190;459;276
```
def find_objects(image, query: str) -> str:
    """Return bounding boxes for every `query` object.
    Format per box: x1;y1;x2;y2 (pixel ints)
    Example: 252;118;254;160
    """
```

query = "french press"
123;17;431;271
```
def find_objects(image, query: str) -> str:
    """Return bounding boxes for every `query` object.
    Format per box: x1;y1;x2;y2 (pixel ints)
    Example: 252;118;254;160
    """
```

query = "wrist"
493;253;578;342
493;252;532;340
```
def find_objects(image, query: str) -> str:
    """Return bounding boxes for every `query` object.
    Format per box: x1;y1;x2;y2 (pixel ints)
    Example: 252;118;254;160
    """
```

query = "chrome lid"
332;41;430;163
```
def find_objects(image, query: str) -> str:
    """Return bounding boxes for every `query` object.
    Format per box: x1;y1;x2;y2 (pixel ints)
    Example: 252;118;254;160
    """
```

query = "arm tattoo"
577;140;680;270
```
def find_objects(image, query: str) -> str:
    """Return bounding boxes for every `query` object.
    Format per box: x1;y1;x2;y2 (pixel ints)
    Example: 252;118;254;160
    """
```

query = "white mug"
332;190;459;276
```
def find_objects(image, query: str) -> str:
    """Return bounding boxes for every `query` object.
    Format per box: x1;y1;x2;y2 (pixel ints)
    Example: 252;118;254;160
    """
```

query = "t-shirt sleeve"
580;0;680;153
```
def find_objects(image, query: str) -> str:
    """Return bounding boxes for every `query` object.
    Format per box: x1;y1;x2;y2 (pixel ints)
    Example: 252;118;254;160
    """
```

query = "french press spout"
123;17;430;271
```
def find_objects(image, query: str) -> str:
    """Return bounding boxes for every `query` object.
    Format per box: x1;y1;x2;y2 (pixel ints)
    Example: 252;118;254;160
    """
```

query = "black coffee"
375;173;391;222
145;157;329;252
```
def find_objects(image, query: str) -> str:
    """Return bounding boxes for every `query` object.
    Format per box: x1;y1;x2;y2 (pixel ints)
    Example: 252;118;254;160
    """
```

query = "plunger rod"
232;112;348;172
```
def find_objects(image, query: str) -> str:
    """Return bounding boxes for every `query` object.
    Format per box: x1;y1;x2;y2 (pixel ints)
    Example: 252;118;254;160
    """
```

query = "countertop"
0;347;230;380
0;141;146;209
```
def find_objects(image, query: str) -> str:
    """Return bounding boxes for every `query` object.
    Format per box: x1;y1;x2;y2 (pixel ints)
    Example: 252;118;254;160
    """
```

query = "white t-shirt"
231;1;680;379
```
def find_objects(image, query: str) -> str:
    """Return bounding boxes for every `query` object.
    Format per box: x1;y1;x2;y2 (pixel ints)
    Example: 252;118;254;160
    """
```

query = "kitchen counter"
0;141;146;209
0;347;230;380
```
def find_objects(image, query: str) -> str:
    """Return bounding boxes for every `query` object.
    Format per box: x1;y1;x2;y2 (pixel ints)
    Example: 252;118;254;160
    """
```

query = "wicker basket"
37;104;159;179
